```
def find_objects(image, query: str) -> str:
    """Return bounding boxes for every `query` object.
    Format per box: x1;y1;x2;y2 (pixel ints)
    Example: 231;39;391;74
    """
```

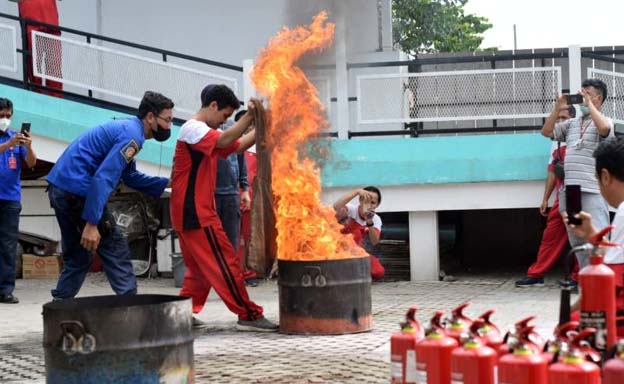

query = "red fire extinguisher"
548;328;601;384
450;319;498;384
603;339;624;384
543;321;579;363
476;310;503;350
498;316;543;357
579;226;618;355
498;325;549;384
414;311;458;384
445;302;473;343
391;306;425;384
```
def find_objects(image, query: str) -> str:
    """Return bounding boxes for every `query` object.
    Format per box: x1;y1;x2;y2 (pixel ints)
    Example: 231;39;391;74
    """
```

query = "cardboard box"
22;254;61;279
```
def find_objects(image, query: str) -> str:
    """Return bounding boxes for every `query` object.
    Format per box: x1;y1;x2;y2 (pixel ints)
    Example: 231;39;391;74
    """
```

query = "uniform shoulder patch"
120;139;140;163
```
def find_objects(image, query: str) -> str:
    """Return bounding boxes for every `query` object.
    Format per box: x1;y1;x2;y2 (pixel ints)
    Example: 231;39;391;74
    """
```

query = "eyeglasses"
156;115;173;126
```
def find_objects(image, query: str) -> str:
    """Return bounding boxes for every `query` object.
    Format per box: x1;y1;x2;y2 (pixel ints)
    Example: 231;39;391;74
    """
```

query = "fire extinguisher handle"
405;306;418;322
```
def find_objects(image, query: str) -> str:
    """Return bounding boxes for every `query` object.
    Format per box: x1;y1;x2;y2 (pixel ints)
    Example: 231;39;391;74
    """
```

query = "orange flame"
251;12;367;261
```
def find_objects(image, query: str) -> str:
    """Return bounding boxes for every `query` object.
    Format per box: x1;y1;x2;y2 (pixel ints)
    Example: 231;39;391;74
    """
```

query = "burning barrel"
43;294;193;383
279;257;372;335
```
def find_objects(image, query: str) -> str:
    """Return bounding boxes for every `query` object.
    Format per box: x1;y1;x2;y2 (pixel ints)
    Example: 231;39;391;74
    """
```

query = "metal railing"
0;12;243;119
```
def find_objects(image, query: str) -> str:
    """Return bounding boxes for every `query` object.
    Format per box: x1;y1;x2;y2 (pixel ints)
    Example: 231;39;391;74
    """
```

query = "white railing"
588;68;624;125
0;23;17;72
309;76;331;115
31;31;239;116
356;67;562;124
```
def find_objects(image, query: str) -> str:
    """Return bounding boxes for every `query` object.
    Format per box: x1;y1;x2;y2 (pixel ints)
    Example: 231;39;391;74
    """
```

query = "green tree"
392;0;493;56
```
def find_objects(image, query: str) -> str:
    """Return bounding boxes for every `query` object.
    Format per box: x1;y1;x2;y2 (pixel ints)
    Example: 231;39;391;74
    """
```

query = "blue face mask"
579;105;590;115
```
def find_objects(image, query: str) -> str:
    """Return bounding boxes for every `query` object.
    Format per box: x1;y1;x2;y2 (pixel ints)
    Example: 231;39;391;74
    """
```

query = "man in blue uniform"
47;91;173;299
0;98;37;304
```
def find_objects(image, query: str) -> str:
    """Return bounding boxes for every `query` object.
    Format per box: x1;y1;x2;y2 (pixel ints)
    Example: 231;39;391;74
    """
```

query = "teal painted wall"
319;134;552;187
2;84;552;187
0;84;177;166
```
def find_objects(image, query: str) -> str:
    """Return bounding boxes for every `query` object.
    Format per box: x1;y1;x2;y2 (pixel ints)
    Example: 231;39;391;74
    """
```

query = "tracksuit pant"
178;221;263;320
526;199;570;278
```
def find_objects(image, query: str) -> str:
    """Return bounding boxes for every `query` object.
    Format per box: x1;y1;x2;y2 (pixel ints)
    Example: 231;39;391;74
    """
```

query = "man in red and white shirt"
170;84;277;332
333;186;385;280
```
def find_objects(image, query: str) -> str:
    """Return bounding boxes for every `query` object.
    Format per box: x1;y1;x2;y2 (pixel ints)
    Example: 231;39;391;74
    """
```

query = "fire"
251;12;367;261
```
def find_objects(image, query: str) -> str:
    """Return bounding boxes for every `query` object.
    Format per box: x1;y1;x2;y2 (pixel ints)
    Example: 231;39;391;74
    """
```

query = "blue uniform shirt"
215;153;248;196
47;117;168;224
0;129;28;202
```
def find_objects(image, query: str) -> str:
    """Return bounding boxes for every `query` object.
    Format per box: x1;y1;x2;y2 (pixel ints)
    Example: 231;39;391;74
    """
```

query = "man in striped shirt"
542;78;614;269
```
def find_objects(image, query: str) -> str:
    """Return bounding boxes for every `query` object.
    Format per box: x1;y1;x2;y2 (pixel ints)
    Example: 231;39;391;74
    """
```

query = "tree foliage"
392;0;493;56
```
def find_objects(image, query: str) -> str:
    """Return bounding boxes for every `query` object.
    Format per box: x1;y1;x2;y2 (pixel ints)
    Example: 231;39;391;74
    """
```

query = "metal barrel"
43;294;194;384
278;257;372;335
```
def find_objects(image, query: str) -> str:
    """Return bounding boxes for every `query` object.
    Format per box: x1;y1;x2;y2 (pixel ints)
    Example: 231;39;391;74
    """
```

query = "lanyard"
579;117;592;140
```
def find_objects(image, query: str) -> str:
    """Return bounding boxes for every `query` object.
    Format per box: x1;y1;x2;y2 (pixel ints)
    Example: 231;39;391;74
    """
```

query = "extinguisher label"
415;368;427;383
581;310;608;351
391;361;402;379
451;372;464;384
405;350;417;383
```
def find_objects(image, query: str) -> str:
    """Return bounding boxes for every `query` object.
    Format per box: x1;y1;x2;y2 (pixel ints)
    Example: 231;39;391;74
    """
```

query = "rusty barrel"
43;294;193;383
278;257;372;335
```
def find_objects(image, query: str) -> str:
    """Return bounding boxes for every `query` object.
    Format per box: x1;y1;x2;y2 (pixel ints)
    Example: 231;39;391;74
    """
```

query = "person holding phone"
541;78;613;270
0;98;37;304
333;186;385;280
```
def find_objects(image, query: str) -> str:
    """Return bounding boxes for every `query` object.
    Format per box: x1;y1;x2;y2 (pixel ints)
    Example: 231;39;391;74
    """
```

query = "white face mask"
0;118;10;132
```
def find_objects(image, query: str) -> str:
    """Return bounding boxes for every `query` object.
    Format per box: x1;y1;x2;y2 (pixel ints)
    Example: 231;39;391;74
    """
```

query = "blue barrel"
43;294;193;383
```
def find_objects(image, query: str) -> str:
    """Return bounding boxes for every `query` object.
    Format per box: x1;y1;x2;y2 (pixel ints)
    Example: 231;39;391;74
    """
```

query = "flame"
251;12;367;261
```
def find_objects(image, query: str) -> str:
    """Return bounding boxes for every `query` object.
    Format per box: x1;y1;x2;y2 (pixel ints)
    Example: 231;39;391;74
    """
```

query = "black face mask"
152;122;171;142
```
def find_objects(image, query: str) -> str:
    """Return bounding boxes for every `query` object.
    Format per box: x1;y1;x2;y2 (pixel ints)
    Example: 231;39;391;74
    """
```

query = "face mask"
579;106;590;115
152;122;171;142
0;118;10;132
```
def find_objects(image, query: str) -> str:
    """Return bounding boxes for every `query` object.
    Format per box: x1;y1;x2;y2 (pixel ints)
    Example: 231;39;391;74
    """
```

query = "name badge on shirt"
8;148;17;170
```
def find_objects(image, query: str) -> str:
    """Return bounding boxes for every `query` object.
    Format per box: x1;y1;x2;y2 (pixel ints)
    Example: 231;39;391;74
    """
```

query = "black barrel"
278;257;372;335
43;294;193;384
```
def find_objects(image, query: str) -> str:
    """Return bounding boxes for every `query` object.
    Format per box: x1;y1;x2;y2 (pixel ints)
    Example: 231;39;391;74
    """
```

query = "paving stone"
0;272;564;383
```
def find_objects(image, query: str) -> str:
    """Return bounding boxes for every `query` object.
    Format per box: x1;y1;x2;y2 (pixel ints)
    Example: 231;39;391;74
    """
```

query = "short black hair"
582;78;608;104
363;186;382;205
138;91;174;119
200;84;240;110
0;98;13;113
594;138;624;182
234;109;247;122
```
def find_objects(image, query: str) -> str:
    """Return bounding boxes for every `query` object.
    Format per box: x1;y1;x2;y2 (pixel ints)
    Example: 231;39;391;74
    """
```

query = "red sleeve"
215;139;241;159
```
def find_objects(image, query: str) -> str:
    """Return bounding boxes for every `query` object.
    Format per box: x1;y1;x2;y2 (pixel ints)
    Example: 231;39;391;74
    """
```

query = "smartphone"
20;122;31;135
566;94;584;105
566;185;582;225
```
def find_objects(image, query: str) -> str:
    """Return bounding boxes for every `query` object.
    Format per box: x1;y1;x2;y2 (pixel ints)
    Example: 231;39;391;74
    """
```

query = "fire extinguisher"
543;321;579;363
578;226;618;355
548;328;601;384
414;311;458;384
391;306;425;384
450;319;498;384
498;316;543;357
476;310;503;350
445;302;473;343
498;325;549;384
604;340;624;384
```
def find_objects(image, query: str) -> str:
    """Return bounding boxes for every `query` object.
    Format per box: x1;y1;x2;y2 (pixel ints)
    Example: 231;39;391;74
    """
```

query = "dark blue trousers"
48;184;136;299
215;194;241;252
0;199;20;296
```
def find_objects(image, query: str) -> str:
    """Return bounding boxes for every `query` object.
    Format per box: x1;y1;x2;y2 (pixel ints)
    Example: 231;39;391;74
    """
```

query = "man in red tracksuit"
170;84;277;332
16;0;63;96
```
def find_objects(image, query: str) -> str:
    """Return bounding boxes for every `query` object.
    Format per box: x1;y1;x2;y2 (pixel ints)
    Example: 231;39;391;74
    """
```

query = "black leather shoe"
0;294;19;304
